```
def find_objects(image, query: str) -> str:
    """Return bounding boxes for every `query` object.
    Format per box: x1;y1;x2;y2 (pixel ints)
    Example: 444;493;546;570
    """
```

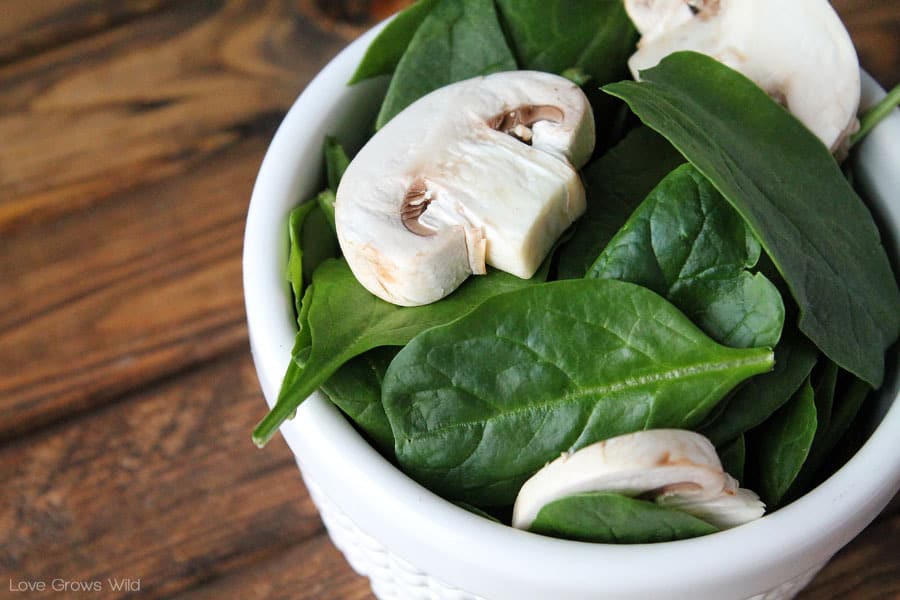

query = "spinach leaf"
383;278;774;505
348;0;440;84
811;360;839;438
287;203;316;315
557;127;684;279
316;189;336;234
494;0;635;85
291;284;315;369
494;0;636;151
321;347;398;455
287;203;338;316
375;0;516;129
701;326;818;446
718;434;745;483
559;137;669;278
751;377;817;507
604;52;900;388
300;206;339;284
324;136;350;193
588;164;784;349
253;259;538;446
788;373;871;497
529;492;717;544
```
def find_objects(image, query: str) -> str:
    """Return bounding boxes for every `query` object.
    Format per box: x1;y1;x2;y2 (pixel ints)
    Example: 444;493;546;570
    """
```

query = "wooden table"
1;2;897;598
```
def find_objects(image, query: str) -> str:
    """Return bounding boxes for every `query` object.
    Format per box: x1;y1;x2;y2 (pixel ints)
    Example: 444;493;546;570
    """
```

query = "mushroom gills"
512;429;765;531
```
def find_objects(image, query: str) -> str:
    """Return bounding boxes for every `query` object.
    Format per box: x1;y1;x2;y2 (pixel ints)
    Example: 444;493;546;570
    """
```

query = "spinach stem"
252;402;294;447
850;83;900;147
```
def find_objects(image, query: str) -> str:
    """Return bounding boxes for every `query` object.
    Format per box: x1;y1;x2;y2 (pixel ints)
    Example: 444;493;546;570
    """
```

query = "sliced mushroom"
625;0;860;154
335;71;594;306
511;429;764;531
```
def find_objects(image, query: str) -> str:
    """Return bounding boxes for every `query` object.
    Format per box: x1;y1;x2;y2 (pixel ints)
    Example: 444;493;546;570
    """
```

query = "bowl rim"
243;18;900;599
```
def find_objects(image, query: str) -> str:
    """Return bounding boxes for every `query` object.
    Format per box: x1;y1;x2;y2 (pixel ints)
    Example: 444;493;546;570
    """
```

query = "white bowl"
243;21;900;600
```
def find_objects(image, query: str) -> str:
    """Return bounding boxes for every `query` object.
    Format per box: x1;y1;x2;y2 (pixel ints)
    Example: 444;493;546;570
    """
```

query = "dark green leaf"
494;0;636;84
348;0;440;84
375;0;516;129
812;360;839;438
701;326;818;446
292;285;315;368
287;203;317;315
560;67;591;87
287;202;339;318
316;189;336;234
321;347;398;455
604;51;900;387
752;378;817;507
788;373;871;497
253;259;537;446
384;278;774;505
299;205;339;286
530;492;717;544
323;136;350;192
588;164;784;349
556;126;684;279
718;434;745;483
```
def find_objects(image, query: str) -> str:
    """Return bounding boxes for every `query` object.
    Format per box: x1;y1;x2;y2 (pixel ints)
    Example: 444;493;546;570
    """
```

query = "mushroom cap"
335;71;594;306
512;429;764;531
625;0;860;153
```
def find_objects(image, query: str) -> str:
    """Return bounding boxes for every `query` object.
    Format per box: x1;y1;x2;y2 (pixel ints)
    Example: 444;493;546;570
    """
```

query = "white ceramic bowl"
243;21;900;600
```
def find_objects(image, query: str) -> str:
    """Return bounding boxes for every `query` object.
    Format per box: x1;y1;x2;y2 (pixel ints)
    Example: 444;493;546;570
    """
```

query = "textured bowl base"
300;468;827;600
303;474;485;600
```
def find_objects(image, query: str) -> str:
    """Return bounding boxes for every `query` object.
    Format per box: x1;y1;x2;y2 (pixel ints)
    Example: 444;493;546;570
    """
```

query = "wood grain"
0;0;176;65
0;0;356;234
0;352;324;600
173;536;374;600
834;0;900;88
0;0;356;439
0;136;255;440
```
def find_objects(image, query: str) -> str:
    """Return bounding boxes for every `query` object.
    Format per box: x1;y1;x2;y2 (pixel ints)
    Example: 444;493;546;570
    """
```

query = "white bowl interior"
243;22;900;600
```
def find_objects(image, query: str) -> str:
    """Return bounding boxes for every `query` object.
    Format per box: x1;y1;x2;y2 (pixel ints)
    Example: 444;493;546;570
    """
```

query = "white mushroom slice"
626;0;695;42
656;479;765;530
512;429;764;531
625;0;860;153
335;71;594;306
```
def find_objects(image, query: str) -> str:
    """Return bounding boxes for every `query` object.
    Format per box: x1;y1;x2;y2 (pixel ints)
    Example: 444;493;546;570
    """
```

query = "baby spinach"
320;347;398;455
285;136;350;313
376;0;516;129
323;136;350;192
286;203;338;316
588;164;784;349
701;327;818;446
751;378;817;507
529;492;717;544
604;51;900;388
788;373;871;497
812;360;839;438
253;259;538;446
494;0;635;86
383;279;774;506
556;126;684;279
348;0;440;84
